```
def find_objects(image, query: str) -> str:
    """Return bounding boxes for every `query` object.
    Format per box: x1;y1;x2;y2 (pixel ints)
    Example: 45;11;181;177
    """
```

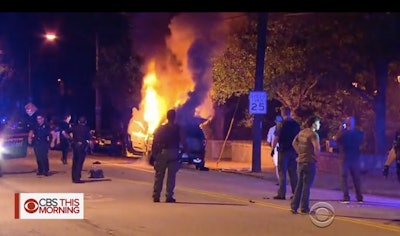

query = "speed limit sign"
249;91;267;114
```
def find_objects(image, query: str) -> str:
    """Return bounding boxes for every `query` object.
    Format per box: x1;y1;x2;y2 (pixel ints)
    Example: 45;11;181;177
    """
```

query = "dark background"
0;13;115;128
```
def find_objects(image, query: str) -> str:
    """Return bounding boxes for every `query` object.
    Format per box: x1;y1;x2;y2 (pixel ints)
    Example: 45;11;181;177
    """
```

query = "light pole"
95;32;102;133
27;33;57;101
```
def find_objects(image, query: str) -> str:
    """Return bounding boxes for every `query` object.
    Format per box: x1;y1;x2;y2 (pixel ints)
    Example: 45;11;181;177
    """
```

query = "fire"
126;13;234;155
127;59;193;143
142;68;166;134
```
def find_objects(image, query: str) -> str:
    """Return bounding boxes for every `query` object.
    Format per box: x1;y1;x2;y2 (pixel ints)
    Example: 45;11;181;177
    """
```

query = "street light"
28;33;57;101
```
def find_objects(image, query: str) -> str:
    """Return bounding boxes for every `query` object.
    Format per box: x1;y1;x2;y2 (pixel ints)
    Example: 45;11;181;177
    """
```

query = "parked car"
91;130;125;156
0;114;29;160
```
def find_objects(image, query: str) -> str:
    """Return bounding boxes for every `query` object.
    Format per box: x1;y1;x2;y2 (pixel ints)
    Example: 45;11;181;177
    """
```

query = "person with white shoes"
267;115;283;185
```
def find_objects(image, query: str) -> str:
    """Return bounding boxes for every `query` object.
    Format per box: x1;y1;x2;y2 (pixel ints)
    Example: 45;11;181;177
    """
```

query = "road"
0;148;399;236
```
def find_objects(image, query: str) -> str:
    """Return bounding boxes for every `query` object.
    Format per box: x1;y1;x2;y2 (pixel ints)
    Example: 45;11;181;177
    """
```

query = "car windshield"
0;115;28;134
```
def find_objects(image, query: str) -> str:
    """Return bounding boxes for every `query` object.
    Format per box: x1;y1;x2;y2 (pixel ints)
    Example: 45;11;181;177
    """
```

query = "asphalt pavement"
2;148;399;200
204;159;400;199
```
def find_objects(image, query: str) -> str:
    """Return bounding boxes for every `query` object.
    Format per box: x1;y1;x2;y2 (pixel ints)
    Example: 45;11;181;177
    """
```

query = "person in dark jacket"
152;109;187;203
334;116;364;203
71;116;92;183
59;114;72;164
32;113;52;176
271;106;300;200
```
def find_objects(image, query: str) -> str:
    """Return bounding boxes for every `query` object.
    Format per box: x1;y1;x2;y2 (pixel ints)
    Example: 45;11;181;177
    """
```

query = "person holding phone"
334;116;364;204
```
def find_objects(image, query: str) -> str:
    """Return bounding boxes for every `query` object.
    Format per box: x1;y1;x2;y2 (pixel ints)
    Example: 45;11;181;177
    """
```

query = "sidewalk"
205;159;400;199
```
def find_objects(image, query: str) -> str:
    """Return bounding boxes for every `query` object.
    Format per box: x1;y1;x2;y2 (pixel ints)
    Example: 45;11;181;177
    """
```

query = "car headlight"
193;158;202;164
181;153;189;158
0;145;4;159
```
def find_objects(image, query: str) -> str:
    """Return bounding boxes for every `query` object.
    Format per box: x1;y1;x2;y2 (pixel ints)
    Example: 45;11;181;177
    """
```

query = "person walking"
152;109;187;203
271;106;300;200
31;113;52;176
59;114;72;164
71;116;92;183
267;115;283;185
334;116;364;203
290;116;321;214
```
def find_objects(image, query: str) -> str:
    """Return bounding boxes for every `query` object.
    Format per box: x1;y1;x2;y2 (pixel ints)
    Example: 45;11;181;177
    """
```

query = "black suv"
148;124;208;171
179;125;208;171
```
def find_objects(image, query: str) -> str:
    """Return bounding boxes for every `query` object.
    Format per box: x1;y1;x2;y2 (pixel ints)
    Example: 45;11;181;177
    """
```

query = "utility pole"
28;49;31;101
95;32;102;133
251;12;268;172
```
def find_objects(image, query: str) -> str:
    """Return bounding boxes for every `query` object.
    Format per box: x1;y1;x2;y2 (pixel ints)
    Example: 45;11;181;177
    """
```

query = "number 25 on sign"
249;91;267;114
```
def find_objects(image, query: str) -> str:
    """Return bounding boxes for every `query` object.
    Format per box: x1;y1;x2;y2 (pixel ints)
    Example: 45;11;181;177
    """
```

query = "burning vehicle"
125;13;234;167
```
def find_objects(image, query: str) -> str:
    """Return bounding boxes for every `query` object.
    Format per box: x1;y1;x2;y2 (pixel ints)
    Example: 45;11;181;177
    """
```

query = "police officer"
59;114;72;164
152;109;187;203
32;113;52;176
271;107;300;200
71;116;92;183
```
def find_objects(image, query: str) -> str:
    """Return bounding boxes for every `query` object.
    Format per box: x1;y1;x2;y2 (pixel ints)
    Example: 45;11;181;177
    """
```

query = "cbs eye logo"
24;199;39;214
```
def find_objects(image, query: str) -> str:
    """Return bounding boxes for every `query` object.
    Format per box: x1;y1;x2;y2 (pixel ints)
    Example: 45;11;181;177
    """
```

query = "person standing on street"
71;116;92;183
271;106;300;200
334;116;364;203
267;115;283;185
290;116;321;214
32;113;52;176
152;109;187;203
383;131;400;182
59;114;72;165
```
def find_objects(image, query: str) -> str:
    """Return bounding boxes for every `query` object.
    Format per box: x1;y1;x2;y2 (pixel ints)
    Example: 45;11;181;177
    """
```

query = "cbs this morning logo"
15;193;84;219
309;202;335;228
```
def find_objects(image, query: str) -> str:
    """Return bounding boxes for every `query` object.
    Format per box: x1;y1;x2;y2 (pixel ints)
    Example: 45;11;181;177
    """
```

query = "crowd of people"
267;106;400;214
27;110;93;184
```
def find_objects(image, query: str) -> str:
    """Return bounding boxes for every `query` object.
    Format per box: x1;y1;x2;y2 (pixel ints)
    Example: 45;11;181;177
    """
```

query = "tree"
95;13;144;132
212;12;399;153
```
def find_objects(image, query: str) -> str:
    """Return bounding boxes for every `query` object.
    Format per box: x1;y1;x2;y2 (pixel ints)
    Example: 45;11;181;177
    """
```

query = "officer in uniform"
32;113;52;176
152;109;187;203
71;116;92;183
59;114;72;164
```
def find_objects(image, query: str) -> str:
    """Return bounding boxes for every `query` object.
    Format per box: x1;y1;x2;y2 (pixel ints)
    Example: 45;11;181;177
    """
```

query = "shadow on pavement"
333;213;400;223
83;178;112;183
2;170;36;175
174;201;248;206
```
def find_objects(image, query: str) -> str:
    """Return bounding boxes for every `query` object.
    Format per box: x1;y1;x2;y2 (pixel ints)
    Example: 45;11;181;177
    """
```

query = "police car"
0;115;29;163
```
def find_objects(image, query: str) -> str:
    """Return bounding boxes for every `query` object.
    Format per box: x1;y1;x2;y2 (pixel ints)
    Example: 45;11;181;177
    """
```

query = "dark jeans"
291;162;316;212
72;144;87;182
153;148;181;200
340;160;363;201
34;143;50;174
277;149;298;198
61;146;69;163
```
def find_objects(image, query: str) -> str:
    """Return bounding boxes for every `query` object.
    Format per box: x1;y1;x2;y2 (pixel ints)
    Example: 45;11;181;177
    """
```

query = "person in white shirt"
267;115;283;185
